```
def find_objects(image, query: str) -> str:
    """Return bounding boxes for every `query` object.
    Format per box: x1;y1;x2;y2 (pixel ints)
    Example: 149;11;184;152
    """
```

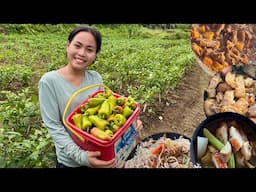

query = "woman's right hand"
87;151;116;168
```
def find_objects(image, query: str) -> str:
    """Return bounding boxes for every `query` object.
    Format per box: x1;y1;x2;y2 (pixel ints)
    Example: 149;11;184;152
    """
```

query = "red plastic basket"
63;84;140;165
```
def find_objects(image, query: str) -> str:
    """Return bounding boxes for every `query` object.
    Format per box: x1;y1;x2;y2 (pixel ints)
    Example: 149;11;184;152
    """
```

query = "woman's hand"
134;118;143;144
135;118;143;131
87;151;116;168
86;119;143;168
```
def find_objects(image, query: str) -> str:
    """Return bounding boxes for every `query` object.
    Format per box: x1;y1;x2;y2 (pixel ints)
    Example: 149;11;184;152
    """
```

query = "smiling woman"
38;25;116;168
38;25;143;168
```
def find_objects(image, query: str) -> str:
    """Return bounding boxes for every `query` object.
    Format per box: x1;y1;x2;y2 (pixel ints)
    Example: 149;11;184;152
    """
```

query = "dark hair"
68;25;102;53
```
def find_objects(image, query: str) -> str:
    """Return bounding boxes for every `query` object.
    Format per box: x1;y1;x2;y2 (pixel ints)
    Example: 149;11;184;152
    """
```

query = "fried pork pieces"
191;24;256;73
204;68;256;123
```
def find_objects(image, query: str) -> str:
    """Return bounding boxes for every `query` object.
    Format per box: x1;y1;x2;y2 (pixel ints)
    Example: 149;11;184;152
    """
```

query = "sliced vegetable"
197;136;208;159
203;128;235;168
203;128;224;150
228;154;235;168
151;143;164;155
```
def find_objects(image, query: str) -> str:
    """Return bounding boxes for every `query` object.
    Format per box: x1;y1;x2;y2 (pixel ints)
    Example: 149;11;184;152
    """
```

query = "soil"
139;61;212;140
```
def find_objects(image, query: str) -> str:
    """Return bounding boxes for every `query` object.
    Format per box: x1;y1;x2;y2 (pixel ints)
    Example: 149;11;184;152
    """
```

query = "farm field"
140;61;211;139
0;24;211;167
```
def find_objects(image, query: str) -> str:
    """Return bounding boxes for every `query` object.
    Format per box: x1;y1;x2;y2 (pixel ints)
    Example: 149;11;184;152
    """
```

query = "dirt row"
140;62;212;139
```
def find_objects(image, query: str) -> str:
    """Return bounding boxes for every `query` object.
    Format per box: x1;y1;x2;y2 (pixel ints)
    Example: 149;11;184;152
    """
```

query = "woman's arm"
39;79;90;166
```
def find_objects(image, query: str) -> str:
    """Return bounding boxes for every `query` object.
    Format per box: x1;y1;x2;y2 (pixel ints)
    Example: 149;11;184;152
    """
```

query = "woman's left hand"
135;119;143;131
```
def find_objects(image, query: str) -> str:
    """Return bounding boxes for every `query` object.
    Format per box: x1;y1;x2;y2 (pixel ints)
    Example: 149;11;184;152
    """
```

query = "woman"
38;25;143;168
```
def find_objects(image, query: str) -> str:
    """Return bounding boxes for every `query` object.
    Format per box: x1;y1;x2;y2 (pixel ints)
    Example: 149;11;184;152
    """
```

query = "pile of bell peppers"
71;89;138;141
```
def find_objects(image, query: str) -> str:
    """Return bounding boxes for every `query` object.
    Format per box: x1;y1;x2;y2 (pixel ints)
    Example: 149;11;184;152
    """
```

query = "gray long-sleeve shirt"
38;70;103;167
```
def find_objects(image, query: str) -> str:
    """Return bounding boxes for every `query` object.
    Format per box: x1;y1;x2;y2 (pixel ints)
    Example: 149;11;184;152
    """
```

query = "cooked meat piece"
204;99;218;116
210;51;226;64
226;40;235;50
246;94;255;106
191;27;201;39
211;61;227;72
192;24;255;74
211;151;228;168
215;24;225;37
216;92;224;104
229;126;245;152
233;97;249;115
206;88;216;98
241;141;252;161
208;73;223;89
220;104;238;113
198;25;206;33
240;54;249;64
215;122;228;144
244;77;255;87
203;32;214;40
235;41;244;52
234;75;246;98
216;82;232;93
220;65;233;76
235;151;245;168
248;103;256;117
230;31;238;44
202;56;213;67
225;25;232;33
245;88;255;94
221;90;235;106
244;30;252;48
192;43;203;56
225;72;236;88
237;30;245;42
199;39;220;49
249;140;256;156
216;92;224;103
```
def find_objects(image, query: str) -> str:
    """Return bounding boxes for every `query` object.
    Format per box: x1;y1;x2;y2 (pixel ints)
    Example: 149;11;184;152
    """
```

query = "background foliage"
0;24;194;167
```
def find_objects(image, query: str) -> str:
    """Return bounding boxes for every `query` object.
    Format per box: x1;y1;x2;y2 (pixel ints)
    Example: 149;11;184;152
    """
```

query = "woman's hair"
68;25;102;53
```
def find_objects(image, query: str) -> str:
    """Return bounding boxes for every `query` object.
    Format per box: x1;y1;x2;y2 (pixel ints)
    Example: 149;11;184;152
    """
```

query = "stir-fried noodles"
125;135;199;168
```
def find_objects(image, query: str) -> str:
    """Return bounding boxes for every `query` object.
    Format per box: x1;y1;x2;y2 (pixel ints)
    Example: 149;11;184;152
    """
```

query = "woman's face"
67;31;97;70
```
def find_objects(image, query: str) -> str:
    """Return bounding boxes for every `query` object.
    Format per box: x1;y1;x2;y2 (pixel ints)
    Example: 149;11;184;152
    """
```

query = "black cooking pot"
190;112;256;167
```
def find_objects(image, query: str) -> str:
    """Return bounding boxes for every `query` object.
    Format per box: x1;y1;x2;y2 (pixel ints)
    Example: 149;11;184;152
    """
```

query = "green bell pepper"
88;115;109;130
98;100;111;119
81;114;92;132
103;89;112;98
116;97;125;106
84;105;100;116
90;127;112;141
114;114;126;127
123;106;134;118
71;113;82;129
107;95;117;111
87;97;106;107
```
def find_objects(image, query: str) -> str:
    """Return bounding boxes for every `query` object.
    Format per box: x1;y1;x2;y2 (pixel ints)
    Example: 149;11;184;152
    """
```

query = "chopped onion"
197;136;208;159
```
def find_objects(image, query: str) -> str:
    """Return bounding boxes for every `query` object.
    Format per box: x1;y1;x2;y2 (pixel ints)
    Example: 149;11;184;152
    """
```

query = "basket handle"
62;83;112;142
